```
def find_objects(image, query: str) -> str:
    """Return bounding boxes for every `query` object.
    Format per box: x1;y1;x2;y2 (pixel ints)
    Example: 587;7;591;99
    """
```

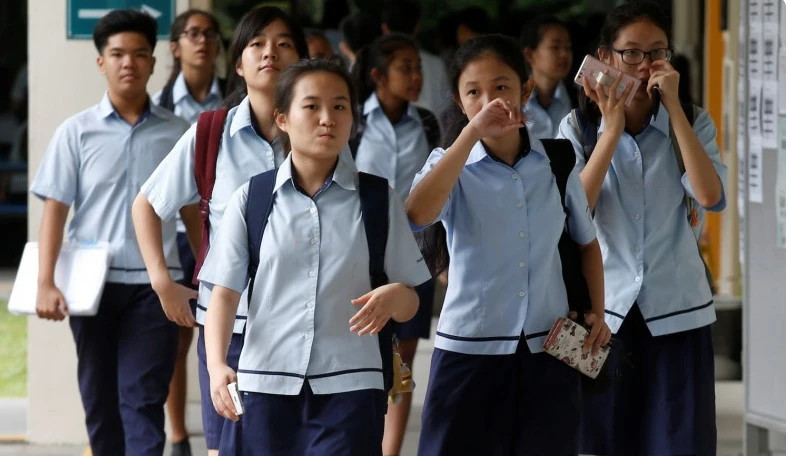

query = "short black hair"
339;12;381;53
520;15;567;49
93;9;158;54
381;0;420;34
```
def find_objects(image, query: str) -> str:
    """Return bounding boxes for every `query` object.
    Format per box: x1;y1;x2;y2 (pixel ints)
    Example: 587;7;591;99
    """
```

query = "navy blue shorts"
197;325;244;450
393;279;434;340
418;336;582;456
219;384;385;455
69;283;178;456
579;304;717;456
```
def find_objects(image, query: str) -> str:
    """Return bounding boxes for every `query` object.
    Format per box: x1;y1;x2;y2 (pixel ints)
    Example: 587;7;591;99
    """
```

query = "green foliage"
0;302;27;397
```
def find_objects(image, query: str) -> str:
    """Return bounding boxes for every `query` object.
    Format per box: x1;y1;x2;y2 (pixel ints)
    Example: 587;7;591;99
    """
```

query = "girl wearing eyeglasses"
155;9;224;121
151;10;225;456
557;3;726;455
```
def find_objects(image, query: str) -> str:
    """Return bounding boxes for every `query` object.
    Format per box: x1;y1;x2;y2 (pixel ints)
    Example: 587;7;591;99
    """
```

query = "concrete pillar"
26;0;191;444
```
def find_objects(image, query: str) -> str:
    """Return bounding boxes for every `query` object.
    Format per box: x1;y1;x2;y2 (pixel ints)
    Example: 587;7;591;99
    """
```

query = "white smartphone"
574;55;642;106
227;382;244;415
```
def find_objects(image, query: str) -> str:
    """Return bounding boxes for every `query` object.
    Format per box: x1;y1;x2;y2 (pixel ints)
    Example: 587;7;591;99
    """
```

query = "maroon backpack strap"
192;108;229;284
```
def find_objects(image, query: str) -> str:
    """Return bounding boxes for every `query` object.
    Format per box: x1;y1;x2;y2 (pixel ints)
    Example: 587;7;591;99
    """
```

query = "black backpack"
243;169;395;405
541;139;593;317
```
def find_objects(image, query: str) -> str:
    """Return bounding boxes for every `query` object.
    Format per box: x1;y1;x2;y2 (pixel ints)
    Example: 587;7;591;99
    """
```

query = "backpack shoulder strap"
244;169;278;301
357;172;395;398
416;106;441;150
158;79;176;112
570;108;599;162
192;108;230;283
540;138;576;209
358;172;390;288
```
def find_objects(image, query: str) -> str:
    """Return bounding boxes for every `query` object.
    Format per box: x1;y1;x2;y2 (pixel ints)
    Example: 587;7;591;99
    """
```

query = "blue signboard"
68;0;174;39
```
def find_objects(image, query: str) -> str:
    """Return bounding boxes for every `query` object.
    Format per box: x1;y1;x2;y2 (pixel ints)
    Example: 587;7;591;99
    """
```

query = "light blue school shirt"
556;104;727;336
152;74;223;233
30;93;190;284
410;130;597;355
523;82;573;140
152;73;223;125
354;94;432;202
199;154;431;395
140;96;285;333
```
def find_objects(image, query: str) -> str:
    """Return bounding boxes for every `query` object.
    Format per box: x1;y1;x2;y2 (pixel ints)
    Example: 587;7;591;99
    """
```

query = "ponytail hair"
352;33;420;103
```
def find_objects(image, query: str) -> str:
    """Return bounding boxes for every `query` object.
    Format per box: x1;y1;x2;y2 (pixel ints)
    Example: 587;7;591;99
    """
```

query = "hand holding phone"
574;55;641;107
227;382;244;415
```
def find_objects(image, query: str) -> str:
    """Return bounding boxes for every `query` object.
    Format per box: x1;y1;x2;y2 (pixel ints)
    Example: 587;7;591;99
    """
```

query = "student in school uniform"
32;10;190;456
151;10;224;455
201;58;431;456
131;7;308;456
154;9;224;123
380;1;451;118
556;3;726;455
520;15;575;140
351;32;439;456
406;34;611;456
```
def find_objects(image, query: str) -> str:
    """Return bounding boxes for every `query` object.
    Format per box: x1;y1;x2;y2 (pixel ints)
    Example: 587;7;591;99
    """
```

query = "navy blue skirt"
579;304;717;456
418;336;582;456
219;384;385;455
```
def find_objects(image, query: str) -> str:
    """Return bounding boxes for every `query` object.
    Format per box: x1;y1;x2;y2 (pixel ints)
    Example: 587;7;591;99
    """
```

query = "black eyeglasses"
180;28;219;43
611;48;674;64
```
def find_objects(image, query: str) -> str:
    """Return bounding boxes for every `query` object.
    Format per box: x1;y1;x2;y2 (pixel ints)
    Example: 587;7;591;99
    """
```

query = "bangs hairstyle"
579;1;672;122
165;9;220;86
224;6;309;108
444;34;528;147
352;33;420;102
93;9;157;54
274;59;360;138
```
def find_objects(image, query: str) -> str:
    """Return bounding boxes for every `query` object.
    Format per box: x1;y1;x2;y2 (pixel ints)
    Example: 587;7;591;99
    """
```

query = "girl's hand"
349;283;410;336
647;60;680;108
582;313;612;356
582;72;633;136
208;363;239;422
466;98;524;139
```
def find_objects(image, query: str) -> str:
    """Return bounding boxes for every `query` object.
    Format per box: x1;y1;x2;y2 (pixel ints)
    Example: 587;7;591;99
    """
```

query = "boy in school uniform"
32;10;190;456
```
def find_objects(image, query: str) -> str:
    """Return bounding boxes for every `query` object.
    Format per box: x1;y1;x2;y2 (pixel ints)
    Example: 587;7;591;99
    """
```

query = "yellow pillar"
703;0;724;287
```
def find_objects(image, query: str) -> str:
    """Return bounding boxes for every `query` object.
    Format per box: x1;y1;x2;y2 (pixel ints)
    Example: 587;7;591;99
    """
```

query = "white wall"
26;0;198;444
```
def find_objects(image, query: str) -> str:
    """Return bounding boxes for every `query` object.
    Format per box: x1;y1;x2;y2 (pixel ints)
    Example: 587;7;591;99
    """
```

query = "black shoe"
171;438;192;456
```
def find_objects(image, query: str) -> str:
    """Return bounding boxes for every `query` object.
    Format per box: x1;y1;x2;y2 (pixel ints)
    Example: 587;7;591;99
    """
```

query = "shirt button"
635;276;641;282
634;151;640;158
634;213;641;221
303;333;307;339
519;291;526;297
309;207;316;214
519;261;525;268
516;201;523;208
634;245;640;252
511;174;518;180
310;238;318;245
519;231;526;238
308;270;315;277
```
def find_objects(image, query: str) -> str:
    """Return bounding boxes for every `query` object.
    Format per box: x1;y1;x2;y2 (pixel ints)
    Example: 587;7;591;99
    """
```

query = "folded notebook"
8;242;111;317
543;317;610;379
